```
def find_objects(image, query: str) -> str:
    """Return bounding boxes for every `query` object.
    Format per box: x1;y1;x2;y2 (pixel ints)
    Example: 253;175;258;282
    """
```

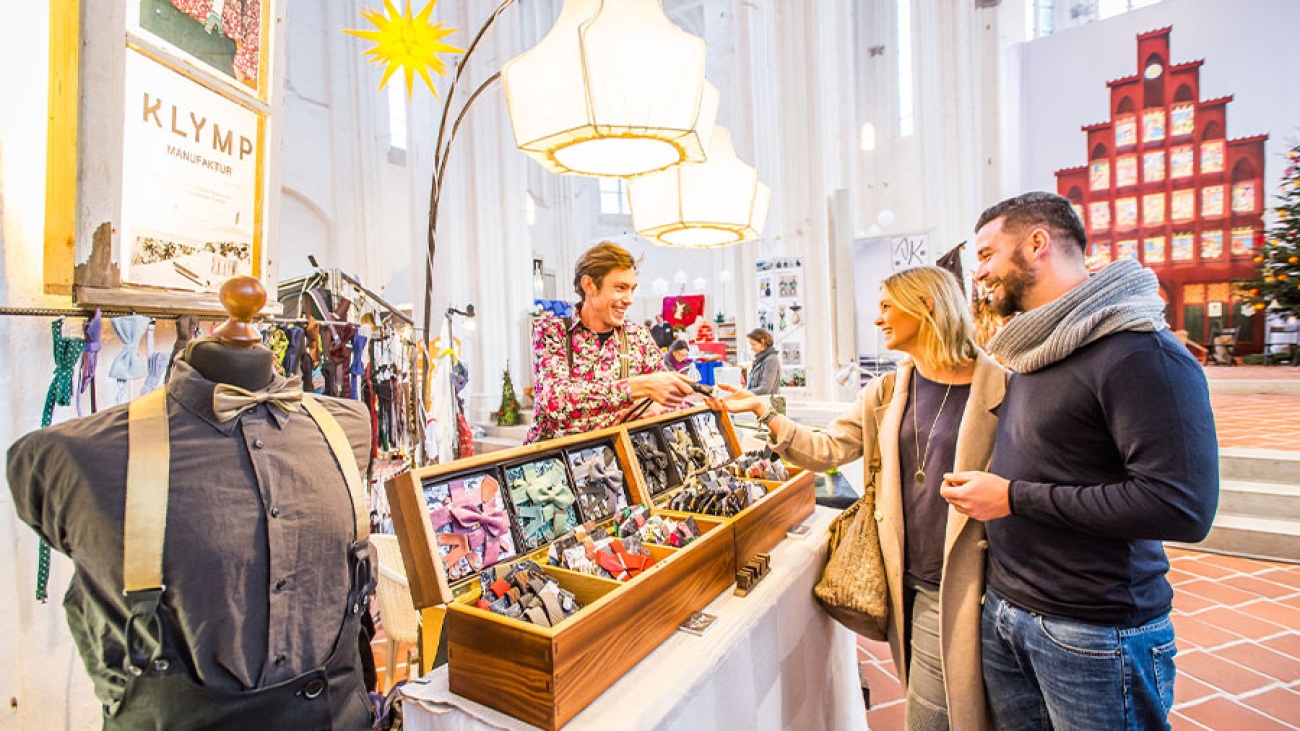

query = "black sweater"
987;329;1219;626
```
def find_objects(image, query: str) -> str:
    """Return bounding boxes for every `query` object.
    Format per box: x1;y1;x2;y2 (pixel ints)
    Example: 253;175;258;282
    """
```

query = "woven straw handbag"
813;374;893;641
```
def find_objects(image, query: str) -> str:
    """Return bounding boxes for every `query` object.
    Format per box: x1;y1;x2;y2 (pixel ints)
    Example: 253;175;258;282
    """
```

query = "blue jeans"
982;590;1177;731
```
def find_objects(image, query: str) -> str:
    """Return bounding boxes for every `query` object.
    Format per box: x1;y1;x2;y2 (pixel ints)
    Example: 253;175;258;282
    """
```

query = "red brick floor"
857;550;1300;730
1201;364;1300;380
1211;392;1300;450
1203;364;1300;449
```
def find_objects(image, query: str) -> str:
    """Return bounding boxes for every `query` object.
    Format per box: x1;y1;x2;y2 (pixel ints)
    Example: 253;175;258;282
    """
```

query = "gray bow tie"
212;376;304;422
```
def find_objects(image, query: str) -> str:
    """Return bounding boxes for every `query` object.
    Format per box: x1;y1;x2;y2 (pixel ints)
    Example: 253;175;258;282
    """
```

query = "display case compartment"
653;472;814;571
627;426;683;497
730;473;815;568
445;507;737;731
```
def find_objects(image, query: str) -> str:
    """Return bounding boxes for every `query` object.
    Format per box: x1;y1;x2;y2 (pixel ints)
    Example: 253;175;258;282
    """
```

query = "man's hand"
706;384;765;418
941;471;1012;521
629;372;695;408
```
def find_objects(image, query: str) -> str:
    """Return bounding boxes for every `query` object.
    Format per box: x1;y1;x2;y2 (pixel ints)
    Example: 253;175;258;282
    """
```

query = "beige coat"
772;351;1006;731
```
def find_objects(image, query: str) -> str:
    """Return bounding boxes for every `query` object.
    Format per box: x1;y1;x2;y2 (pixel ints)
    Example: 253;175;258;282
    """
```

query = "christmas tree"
493;366;522;426
1241;143;1300;316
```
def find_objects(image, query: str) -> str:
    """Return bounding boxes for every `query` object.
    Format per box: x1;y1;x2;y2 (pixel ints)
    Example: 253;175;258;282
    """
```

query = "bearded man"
940;191;1218;731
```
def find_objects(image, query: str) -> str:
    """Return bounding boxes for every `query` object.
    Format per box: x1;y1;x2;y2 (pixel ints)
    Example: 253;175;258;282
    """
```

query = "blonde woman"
713;266;1006;731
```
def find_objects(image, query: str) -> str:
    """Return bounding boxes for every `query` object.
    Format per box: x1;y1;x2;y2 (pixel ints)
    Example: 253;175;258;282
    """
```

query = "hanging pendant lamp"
628;126;771;248
502;0;718;178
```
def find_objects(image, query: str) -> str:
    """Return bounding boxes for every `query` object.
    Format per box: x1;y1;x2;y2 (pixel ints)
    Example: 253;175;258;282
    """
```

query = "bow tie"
212;376;305;423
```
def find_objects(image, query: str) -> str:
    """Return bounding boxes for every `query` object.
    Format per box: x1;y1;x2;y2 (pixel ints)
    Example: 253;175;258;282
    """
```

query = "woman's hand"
706;384;765;417
629;372;695;408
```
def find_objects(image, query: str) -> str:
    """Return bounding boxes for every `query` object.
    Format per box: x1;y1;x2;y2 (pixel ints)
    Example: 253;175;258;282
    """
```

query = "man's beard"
988;250;1035;317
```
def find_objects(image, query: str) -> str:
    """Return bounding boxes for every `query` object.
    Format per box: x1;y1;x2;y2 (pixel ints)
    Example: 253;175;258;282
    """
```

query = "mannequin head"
183;275;277;391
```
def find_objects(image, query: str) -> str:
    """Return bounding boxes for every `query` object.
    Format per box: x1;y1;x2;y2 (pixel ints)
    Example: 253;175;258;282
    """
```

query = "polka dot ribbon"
38;320;84;602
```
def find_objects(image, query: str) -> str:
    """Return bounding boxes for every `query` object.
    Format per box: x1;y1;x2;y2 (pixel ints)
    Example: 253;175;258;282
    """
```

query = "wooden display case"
385;406;814;730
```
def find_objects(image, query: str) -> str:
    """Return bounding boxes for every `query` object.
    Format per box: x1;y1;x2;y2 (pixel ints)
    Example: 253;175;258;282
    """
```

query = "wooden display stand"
385;405;814;730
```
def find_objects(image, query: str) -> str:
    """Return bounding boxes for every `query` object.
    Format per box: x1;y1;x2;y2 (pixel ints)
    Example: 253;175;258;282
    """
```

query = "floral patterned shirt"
527;315;667;443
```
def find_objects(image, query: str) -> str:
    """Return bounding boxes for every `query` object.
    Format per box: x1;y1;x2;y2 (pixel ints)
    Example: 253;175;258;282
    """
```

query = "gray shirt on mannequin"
7;360;372;706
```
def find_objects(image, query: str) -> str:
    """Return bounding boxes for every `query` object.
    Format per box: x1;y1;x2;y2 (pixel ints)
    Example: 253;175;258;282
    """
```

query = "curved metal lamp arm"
422;0;519;339
430;73;502;231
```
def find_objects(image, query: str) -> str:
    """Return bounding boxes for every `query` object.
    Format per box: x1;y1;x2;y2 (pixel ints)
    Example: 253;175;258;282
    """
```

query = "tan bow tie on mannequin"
212;376;305;422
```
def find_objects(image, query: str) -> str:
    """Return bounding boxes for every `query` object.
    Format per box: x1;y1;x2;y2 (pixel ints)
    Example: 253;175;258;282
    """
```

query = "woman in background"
664;340;693;374
745;328;781;395
713;266;1005;731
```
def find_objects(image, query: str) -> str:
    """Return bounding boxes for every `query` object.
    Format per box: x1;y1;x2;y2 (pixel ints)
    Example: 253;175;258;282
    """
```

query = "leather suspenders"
564;317;631;380
122;389;369;640
301;396;370;541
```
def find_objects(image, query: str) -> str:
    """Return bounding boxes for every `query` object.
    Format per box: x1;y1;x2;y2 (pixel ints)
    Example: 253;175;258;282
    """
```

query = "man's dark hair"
975;191;1087;252
573;241;636;302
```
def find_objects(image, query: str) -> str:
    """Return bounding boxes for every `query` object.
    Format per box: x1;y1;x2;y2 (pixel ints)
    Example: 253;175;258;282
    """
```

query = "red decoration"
663;295;705;328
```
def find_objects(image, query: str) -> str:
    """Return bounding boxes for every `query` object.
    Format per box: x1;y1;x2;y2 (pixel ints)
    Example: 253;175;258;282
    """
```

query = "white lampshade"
501;0;718;178
672;269;689;285
627;126;770;248
692;277;708;292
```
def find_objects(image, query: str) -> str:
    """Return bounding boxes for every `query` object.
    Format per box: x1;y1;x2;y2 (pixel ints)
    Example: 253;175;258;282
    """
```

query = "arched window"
1231;159;1258;214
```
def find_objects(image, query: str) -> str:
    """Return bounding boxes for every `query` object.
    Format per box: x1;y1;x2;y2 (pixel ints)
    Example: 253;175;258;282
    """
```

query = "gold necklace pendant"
911;371;954;489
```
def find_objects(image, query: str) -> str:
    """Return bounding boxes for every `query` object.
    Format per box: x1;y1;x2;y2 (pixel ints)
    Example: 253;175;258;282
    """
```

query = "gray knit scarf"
987;258;1167;373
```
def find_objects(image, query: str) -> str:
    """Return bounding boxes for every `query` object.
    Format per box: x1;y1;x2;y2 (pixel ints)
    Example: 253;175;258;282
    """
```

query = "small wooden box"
386;406;814;730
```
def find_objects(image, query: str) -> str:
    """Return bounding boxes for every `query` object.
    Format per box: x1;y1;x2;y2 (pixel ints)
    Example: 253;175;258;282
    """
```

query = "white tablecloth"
401;506;868;731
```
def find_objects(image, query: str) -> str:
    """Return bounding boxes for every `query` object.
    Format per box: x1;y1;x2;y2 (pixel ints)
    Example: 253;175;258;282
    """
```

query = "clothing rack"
277;267;425;473
277;268;414;328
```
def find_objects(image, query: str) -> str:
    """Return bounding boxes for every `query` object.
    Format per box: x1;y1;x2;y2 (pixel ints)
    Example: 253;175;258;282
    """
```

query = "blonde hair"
880;266;977;372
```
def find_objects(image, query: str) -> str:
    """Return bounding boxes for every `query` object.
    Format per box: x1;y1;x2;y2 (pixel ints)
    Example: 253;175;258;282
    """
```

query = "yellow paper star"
344;0;463;97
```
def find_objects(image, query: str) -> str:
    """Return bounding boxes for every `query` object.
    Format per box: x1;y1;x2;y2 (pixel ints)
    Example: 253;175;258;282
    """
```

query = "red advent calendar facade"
1056;27;1267;351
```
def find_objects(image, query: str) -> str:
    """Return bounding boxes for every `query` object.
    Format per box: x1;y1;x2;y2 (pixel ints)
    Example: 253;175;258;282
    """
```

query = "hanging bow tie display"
107;314;150;404
506;458;579;551
630;430;676;496
690;412;732;468
139;320;168;394
426;474;517;582
76;309;101;416
567;445;628;523
36;319;85;602
663;421;708;479
349;328;369;401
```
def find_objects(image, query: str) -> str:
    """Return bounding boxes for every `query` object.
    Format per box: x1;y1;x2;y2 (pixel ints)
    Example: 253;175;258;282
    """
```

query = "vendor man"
527;241;694;442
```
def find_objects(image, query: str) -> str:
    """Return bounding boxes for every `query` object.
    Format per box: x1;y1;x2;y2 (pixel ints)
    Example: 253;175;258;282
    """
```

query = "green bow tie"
212;376;304;422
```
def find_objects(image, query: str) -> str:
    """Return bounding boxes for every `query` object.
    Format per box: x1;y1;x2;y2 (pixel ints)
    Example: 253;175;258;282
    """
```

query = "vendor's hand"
940;471;1011;521
705;384;764;418
629;372;694;408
